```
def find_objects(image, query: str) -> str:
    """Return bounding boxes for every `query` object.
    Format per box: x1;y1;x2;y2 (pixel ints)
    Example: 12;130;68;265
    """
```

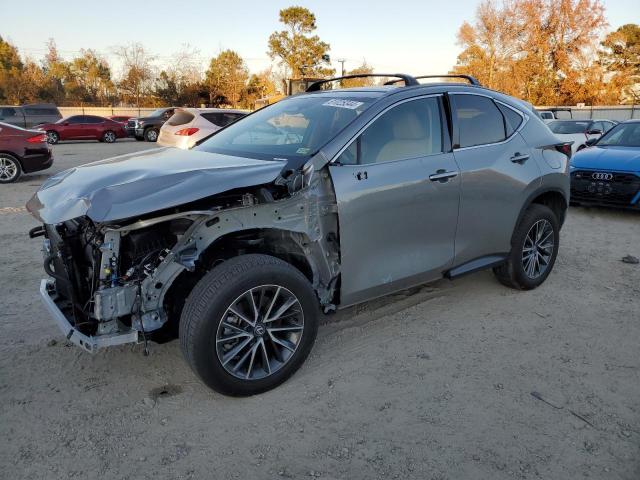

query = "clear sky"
1;0;639;76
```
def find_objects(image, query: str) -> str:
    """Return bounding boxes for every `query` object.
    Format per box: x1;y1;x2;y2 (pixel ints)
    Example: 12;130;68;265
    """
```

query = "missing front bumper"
39;279;139;353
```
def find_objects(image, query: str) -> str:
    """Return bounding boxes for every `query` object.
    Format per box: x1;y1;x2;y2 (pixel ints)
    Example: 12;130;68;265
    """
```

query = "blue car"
570;120;640;209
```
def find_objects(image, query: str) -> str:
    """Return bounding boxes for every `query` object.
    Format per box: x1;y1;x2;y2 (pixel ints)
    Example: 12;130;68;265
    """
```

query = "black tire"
102;130;117;143
135;136;144;141
0;153;22;183
144;128;159;142
46;131;59;144
493;204;560;290
180;254;319;396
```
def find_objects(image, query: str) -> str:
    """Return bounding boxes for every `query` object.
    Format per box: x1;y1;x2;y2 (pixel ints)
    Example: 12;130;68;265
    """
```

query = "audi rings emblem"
592;172;613;181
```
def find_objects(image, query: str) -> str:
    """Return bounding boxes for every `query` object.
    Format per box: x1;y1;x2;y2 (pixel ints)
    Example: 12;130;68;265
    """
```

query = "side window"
67;116;84;124
84;116;103;124
0;107;17;117
336;97;443;165
202;113;225;126
497;103;523;137
454;95;506;148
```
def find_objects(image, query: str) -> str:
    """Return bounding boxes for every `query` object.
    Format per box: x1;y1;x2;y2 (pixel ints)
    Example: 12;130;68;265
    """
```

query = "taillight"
554;142;573;158
27;133;47;143
175;128;199;136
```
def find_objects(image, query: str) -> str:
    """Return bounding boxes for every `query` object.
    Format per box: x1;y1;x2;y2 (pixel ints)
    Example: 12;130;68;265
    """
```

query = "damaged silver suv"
27;74;571;396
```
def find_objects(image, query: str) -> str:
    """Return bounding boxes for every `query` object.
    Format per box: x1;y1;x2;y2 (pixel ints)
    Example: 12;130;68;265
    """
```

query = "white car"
158;108;248;149
547;119;617;153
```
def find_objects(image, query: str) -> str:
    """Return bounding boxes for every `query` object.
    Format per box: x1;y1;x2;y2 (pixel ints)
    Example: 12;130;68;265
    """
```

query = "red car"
39;115;127;144
0;122;52;183
108;115;132;125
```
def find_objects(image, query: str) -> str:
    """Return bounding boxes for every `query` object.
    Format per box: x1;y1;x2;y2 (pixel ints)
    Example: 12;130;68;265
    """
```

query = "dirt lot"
1;140;639;480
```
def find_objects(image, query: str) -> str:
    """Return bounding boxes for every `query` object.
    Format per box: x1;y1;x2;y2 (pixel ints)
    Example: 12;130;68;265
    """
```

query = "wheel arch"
0;150;23;170
516;187;568;231
160;227;325;336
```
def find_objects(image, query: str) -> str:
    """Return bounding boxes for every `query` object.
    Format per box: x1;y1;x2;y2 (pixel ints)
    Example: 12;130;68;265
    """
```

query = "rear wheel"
0;154;22;183
493;204;560;290
46;131;59;144
144;128;159;142
102;130;117;143
180;254;319;396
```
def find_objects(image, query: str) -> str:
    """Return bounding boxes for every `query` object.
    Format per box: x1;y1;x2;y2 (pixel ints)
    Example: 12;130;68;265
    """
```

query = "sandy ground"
0;140;639;480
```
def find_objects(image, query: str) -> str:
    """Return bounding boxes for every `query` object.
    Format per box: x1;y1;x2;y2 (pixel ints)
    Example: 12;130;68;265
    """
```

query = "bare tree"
113;43;156;107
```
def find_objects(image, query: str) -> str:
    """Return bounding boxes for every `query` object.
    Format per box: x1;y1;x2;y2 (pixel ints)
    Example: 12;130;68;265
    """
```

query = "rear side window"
66;116;84;124
497;103;523;137
0;107;17;116
454;95;506;148
84;116;103;124
167;111;195;126
202;112;224;126
221;113;245;126
24;107;59;115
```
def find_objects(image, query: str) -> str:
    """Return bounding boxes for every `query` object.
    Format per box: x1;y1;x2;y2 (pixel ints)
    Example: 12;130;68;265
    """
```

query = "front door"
329;96;460;306
62;116;85;140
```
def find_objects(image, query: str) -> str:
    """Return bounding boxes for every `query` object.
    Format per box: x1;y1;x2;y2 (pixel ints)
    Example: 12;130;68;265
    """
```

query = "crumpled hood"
571;146;640;172
26;147;286;224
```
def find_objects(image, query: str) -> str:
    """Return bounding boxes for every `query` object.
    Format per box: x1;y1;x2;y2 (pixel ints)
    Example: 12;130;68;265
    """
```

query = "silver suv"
27;74;571;396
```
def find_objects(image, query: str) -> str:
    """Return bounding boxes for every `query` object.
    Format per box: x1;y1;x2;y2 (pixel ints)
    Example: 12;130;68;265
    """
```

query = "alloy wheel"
0;156;18;181
46;131;58;144
146;129;158;141
521;219;554;279
216;285;304;380
104;131;116;143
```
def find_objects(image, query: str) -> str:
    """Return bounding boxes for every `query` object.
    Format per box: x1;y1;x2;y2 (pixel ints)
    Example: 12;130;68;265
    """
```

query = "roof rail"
414;75;481;86
306;74;419;92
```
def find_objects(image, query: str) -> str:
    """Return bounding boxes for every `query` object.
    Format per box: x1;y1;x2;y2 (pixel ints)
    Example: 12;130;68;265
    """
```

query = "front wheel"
144;128;159;142
493;204;560;290
180;254;319;396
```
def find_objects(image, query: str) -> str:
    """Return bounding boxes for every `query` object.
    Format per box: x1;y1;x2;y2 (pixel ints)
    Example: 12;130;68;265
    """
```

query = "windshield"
195;95;375;161
548;121;590;134
596;123;640;147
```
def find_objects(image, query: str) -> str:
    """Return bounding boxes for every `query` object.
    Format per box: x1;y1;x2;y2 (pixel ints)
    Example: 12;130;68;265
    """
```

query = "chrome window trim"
450;92;530;151
330;94;445;165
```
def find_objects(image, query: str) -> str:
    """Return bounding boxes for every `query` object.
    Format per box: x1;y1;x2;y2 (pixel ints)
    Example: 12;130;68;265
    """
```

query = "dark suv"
28;74;571;396
126;108;176;142
0;104;62;128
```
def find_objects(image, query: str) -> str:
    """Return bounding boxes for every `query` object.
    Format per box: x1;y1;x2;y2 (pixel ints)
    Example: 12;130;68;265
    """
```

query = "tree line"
1;2;638;108
452;0;640;105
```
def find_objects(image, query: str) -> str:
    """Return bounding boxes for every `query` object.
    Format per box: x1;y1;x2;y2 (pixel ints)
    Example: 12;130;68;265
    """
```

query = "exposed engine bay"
33;166;341;352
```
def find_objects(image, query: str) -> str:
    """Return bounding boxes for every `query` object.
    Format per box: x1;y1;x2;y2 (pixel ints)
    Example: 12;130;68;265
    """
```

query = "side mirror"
587;129;602;135
585;138;598;146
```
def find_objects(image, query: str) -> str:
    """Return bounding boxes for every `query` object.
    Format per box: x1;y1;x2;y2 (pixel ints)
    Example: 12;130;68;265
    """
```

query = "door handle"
429;170;458;182
355;171;368;181
510;152;530;164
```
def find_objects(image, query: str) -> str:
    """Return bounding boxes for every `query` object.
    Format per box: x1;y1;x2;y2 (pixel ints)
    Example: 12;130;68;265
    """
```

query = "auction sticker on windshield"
323;99;364;109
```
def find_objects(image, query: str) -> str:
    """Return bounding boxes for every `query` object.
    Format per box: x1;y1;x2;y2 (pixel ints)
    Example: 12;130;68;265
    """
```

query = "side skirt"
444;254;508;280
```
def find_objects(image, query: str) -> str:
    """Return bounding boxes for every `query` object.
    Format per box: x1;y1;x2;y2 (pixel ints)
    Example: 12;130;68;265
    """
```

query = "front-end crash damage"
30;159;340;353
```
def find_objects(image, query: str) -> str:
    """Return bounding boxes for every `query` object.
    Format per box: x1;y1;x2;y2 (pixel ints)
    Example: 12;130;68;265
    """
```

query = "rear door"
329;95;460;306
82;116;104;138
450;93;541;265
